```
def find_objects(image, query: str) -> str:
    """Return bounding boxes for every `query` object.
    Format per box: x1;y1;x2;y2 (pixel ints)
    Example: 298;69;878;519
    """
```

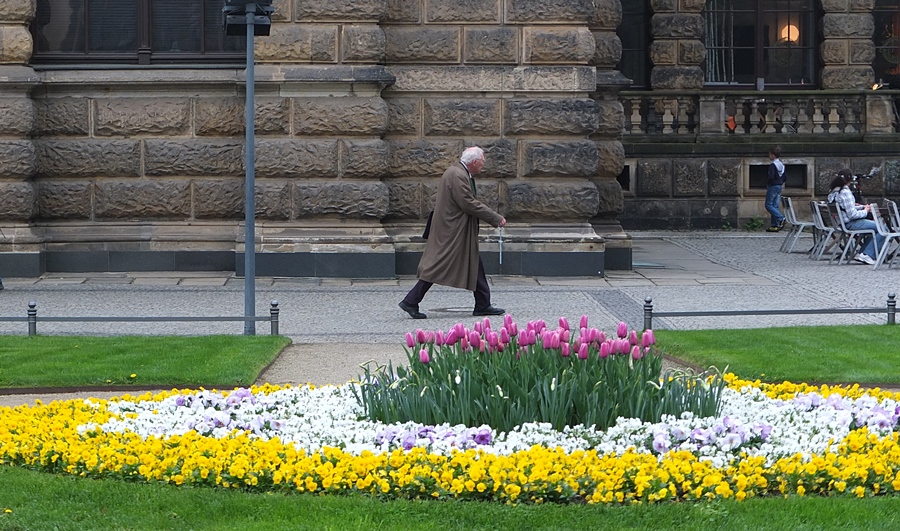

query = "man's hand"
499;217;506;227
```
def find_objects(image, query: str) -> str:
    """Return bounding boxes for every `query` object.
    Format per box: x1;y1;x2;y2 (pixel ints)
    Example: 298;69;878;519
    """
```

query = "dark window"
704;0;817;87
874;1;900;89
617;164;631;191
617;0;650;88
31;0;245;65
749;163;807;189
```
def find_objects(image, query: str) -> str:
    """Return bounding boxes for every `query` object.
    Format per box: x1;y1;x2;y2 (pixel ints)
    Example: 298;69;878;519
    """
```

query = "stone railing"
620;90;900;137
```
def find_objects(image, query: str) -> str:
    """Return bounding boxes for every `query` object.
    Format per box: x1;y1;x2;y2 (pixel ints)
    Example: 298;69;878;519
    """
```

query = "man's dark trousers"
402;258;491;310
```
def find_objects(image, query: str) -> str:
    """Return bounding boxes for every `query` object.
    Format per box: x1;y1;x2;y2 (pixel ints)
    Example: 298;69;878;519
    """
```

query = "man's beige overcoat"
417;162;503;291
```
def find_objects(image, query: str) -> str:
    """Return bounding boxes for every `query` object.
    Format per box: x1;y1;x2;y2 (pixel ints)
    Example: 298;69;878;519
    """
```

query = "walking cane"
498;226;503;267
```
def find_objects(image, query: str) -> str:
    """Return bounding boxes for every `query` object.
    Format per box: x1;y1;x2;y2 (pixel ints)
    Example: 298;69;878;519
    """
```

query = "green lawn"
0;335;291;388
655;325;900;384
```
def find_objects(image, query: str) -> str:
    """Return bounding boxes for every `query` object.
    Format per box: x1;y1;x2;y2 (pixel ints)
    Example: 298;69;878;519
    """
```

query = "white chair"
809;201;835;261
779;196;814;253
830;202;879;265
884;198;900;231
871;204;900;270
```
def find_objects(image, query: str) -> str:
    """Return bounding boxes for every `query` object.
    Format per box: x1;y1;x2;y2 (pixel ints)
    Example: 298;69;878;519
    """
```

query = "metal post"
269;300;279;335
27;301;37;336
888;292;896;325
643;296;653;331
243;2;257;335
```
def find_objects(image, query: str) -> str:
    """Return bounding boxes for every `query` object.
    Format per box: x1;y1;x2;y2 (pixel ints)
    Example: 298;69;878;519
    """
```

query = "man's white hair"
460;146;484;165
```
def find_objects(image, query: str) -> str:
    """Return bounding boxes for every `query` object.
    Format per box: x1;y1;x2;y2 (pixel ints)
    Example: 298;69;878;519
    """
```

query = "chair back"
810;201;828;231
824;202;844;232
884;198;900;231
871;204;891;237
781;196;797;224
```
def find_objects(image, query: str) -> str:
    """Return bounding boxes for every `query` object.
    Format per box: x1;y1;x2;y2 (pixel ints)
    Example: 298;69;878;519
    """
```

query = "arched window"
617;0;651;88
31;0;245;65
704;0;817;87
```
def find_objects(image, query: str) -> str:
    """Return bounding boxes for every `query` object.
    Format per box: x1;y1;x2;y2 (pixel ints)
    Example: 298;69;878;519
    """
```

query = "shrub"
354;316;725;433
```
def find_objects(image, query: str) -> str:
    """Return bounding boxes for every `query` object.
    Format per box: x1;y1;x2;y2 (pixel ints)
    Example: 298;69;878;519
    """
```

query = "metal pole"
888;292;896;325
643;296;653;331
27;301;37;336
243;2;257;335
270;300;279;335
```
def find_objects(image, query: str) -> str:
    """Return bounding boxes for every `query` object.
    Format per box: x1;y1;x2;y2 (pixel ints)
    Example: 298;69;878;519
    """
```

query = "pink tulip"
597;331;606;344
588;328;600;343
461;336;469;350
416;328;427;344
508;322;518;336
631;345;643;360
487;331;499;348
425;331;435;344
573;338;582;353
406;332;415;348
578;343;589;360
550;332;561;349
474;322;483;334
580;314;588;330
483;318;492;331
617;322;628;339
499;327;510;344
435;331;444;346
454;323;466;337
542;331;552;349
503;314;513;329
559;317;570;331
619;339;631;354
528;329;537;346
561;343;571;357
534;320;546;334
419;348;430;364
469;331;481;349
445;330;457;345
599;342;610;358
479;342;486;353
561;329;570;343
628;330;638;346
642;329;656;348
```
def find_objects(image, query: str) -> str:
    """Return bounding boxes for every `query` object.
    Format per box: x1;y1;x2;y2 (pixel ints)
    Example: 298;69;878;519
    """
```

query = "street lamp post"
223;1;274;335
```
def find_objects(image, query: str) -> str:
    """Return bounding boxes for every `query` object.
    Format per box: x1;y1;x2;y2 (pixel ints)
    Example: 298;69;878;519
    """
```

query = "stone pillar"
820;0;875;89
0;0;40;276
648;0;705;89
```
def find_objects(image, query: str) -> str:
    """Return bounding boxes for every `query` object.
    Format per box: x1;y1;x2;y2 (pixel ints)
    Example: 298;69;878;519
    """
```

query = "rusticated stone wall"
819;0;875;89
648;0;705;89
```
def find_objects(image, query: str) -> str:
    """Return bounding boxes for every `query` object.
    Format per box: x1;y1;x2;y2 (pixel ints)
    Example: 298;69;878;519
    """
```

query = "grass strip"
0;335;291;388
656;325;900;384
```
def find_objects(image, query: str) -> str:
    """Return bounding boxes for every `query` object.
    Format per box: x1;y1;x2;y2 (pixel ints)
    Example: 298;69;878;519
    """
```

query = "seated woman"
826;169;884;265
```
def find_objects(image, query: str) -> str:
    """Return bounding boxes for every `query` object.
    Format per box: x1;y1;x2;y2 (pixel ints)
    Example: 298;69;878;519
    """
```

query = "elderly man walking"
399;146;506;319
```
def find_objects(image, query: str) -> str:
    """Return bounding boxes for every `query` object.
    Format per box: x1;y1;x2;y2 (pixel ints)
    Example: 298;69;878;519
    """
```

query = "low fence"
643;293;897;330
0;301;281;336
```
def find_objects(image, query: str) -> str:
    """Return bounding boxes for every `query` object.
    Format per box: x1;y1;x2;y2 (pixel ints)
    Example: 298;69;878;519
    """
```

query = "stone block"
593;177;624;218
650;41;677;65
0;97;31;135
95;180;191;219
37;181;92;220
464;27;517;63
820;0;849;12
816;158;848;195
271;0;290;21
822;14;873;39
590;0;622;30
0;139;31;179
679;40;706;65
385;0;420;22
650;65;704;89
690;200;738;230
427;0;499;22
342;24;386;62
523;27;595;64
595;140;625;179
387;65;597;92
620;199;690;229
295;0;386;21
255;139;339;178
385;179;423;218
850;0;874;11
0;25;30;63
193;179;243;219
673;159;707;196
505;99;598;135
194;97;289;136
0;0;33;21
36;140;140;178
94;98;190;136
467;138;516;178
505;0;594;23
651;14;704;39
637;159;672;197
849;40;875;64
294;181;389;219
255;181;293;220
0;181;35;220
504;181;599;221
522;140;597;178
389;139;463;178
340;139;390;178
145;140;243;177
33;98;88;136
474;180;501;212
424;99;500;136
707;158;740;196
294;97;388;136
884;159;900;195
820;40;848;64
385;27;460;63
820;65;874;89
649;0;677;12
679;0;706;12
386;97;420;135
595;99;624;137
255;25;337;62
866;95;894;133
591;32;621;68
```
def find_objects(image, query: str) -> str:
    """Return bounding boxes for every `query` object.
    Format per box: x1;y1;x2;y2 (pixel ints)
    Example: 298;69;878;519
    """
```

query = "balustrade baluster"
661;99;675;134
827;101;840;133
812;98;825;133
844;97;858;134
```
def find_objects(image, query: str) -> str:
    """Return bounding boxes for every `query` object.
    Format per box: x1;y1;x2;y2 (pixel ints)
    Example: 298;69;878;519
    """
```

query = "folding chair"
884;198;900;231
829;202;878;265
809;201;835;260
871;203;900;270
779;196;814;253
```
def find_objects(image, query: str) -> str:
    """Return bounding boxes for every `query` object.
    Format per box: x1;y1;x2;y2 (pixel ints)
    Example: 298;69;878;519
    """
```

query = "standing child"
765;146;786;232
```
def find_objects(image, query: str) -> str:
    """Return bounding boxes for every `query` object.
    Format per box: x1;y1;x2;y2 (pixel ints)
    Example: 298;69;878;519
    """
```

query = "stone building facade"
0;0;631;278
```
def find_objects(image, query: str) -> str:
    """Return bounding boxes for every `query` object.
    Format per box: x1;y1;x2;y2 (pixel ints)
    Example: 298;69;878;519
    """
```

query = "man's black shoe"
0;279;4;291
473;306;505;316
399;301;427;319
